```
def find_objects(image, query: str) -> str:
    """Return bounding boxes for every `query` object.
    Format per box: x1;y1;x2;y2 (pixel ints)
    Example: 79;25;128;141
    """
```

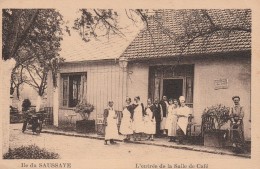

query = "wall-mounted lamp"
119;57;128;69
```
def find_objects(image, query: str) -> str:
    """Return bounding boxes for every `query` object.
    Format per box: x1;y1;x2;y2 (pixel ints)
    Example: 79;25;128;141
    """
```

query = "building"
47;9;251;140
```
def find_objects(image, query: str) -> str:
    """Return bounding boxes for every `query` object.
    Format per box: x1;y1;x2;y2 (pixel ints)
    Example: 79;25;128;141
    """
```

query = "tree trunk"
35;95;43;112
0;58;16;155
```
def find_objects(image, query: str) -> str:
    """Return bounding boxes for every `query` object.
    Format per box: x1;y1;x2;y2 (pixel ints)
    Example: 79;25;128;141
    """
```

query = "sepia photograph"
0;0;259;169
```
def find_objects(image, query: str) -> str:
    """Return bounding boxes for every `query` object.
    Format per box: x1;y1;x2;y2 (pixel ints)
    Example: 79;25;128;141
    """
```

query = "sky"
57;8;144;62
14;8;144;105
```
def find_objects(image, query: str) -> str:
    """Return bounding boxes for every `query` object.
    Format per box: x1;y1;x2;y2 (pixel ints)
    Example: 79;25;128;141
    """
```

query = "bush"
202;104;230;130
75;100;94;120
3;145;59;159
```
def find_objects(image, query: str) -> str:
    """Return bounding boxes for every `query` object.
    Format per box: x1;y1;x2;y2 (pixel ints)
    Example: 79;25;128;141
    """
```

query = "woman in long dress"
165;99;178;142
144;98;156;141
120;98;134;142
103;101;118;145
132;96;145;141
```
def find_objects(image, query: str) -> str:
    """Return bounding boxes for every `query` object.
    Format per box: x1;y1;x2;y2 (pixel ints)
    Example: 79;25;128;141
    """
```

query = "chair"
64;112;77;126
43;107;53;125
201;115;215;137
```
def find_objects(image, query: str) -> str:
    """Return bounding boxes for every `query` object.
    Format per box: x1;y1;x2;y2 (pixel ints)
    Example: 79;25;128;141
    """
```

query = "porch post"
119;57;128;99
0;58;16;155
53;72;60;126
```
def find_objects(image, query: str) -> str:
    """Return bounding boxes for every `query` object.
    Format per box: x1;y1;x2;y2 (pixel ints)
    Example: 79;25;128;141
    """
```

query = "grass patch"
3;145;59;159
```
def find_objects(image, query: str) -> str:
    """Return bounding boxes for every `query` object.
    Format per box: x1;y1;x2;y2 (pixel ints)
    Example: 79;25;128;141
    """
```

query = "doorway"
163;79;183;100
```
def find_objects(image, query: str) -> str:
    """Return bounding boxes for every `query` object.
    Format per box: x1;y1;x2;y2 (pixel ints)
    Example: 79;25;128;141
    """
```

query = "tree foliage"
3;9;64;97
74;9;251;51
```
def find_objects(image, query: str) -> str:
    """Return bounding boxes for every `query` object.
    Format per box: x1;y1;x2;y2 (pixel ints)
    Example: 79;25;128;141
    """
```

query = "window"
149;65;194;107
61;73;87;107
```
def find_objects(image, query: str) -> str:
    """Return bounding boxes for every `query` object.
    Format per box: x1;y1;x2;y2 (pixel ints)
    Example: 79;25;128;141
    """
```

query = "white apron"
165;105;178;136
177;106;191;135
105;109;119;140
120;107;133;135
144;107;156;134
132;104;144;133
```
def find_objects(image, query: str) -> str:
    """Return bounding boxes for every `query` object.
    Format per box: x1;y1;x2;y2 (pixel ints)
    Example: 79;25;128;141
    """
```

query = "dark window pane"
62;76;68;106
69;75;81;107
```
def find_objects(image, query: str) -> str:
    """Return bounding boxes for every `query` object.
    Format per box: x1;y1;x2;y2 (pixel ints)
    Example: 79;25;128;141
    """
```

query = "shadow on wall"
238;60;251;90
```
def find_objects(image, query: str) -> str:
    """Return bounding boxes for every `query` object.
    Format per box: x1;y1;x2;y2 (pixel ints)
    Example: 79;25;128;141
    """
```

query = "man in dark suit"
151;98;162;137
159;96;169;136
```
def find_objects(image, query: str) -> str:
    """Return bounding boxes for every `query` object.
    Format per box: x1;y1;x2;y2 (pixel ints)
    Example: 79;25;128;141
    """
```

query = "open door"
163;79;183;100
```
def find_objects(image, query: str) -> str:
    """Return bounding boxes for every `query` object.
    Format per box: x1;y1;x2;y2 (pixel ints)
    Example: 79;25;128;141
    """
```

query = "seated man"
176;96;192;144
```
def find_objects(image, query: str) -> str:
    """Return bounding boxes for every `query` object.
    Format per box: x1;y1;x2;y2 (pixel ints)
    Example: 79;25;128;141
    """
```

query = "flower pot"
96;123;105;136
76;120;95;133
204;130;228;148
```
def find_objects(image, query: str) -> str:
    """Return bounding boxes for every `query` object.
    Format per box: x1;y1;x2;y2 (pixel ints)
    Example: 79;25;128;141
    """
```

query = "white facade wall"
128;53;251;140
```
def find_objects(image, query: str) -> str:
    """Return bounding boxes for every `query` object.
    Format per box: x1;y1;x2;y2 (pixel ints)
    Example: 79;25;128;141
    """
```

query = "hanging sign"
214;78;228;90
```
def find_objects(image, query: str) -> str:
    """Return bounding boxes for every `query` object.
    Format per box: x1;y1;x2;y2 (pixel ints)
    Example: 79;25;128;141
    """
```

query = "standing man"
160;96;169;136
103;101;118;145
230;96;245;152
152;98;163;138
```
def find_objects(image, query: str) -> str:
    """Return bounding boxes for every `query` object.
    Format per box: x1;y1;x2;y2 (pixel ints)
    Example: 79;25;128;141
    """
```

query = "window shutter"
62;76;69;107
186;76;193;107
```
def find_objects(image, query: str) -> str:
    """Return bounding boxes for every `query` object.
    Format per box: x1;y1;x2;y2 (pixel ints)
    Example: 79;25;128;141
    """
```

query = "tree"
73;9;126;41
3;9;63;98
1;9;63;154
74;9;251;54
10;66;25;99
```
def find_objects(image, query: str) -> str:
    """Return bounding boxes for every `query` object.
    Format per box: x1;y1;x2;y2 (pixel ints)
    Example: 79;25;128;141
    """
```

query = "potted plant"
74;100;95;133
201;104;230;148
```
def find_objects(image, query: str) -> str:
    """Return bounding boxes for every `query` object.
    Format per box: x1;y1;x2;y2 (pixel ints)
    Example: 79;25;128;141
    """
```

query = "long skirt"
132;117;144;133
160;117;166;130
120;117;133;135
165;117;177;136
144;117;156;134
105;119;118;140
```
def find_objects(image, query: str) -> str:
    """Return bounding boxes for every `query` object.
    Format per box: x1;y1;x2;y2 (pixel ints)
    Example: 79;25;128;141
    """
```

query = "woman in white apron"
165;99;178;142
120;98;134;142
144;98;156;141
104;101;118;145
132;96;145;141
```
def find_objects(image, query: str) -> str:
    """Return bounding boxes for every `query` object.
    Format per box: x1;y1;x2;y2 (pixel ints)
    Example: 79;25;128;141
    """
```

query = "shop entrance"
163;79;183;100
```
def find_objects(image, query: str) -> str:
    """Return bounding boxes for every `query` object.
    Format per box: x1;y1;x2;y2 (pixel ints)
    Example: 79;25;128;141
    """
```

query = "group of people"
103;95;192;145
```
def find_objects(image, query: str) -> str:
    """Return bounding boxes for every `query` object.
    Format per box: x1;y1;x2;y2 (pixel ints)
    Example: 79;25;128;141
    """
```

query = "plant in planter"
202;104;230;147
75;100;94;120
74;100;95;133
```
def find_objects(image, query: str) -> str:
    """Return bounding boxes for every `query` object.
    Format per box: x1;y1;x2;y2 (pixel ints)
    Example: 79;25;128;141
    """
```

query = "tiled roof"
121;9;251;60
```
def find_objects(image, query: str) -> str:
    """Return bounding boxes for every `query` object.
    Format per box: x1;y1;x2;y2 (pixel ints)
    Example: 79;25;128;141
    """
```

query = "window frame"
60;72;87;108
